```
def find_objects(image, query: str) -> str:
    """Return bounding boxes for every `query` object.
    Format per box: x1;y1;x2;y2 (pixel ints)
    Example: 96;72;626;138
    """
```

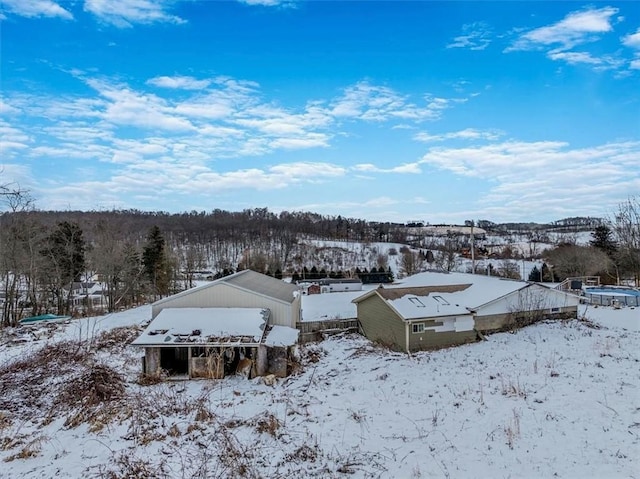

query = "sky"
0;1;639;224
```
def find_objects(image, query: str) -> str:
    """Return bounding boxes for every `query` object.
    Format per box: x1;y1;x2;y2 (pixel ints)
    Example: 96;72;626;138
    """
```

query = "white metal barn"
151;269;301;327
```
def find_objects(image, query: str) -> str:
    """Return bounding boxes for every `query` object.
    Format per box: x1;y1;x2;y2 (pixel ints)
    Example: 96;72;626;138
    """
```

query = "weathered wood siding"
356;294;406;351
296;319;360;344
297;319;359;334
152;283;300;328
143;347;161;375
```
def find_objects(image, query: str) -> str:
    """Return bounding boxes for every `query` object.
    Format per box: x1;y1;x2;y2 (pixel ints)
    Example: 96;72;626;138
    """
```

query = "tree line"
2;181;639;326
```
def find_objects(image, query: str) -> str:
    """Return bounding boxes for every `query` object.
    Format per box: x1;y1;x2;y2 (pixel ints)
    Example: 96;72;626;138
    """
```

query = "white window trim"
412;323;425;333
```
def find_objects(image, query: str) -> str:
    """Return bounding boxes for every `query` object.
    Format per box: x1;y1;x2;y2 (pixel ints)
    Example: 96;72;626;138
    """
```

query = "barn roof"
223;269;299;303
152;269;299;308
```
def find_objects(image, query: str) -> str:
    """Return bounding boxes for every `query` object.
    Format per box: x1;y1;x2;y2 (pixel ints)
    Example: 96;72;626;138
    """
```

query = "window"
412;323;425;333
550;307;561;313
409;297;425;307
433;295;450;305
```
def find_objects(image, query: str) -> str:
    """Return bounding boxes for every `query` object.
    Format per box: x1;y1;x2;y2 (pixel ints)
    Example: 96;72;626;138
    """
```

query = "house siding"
474;285;579;332
407;316;477;351
356;294;407;351
408;327;477;351
152;283;300;328
475;305;578;332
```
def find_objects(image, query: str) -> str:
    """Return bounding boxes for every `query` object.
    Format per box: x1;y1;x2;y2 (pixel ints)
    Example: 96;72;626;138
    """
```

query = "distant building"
298;278;363;295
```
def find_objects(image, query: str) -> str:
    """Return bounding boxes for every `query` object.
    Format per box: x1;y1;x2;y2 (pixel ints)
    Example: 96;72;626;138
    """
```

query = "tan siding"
476;305;578;332
408;328;477;351
357;294;407;351
152;283;297;327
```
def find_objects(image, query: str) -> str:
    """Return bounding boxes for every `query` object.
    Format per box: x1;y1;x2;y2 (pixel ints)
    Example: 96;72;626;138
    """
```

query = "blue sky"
1;1;638;223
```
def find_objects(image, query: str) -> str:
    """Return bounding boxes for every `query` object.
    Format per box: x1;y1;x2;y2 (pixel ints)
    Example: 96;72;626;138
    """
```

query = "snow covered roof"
132;307;269;346
379;286;472;319
352;272;538;320
223;269;300;303
263;325;299;347
151;270;300;308
392;271;528;309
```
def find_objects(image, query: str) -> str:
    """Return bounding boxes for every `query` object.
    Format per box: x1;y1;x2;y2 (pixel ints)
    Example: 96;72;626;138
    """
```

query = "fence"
584;293;640;307
296;318;360;343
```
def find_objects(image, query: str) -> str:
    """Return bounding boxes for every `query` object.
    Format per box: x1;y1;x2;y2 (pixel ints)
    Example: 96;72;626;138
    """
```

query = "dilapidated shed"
133;270;302;379
132;307;299;379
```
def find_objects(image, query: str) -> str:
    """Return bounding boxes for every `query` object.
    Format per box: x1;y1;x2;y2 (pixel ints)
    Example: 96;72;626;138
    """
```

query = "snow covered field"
0;303;638;478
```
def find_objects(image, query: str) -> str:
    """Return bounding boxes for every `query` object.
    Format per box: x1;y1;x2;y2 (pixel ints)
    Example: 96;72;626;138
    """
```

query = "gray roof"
224;270;299;304
152;269;299;308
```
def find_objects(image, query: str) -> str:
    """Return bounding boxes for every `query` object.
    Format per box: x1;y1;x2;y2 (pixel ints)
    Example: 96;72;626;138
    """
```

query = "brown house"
353;272;580;353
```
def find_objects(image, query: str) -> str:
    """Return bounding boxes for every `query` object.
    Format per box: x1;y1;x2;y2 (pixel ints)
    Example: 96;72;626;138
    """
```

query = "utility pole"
470;220;475;274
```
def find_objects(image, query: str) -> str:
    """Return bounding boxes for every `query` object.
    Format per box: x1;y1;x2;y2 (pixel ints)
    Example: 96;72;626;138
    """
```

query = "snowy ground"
0;303;638;478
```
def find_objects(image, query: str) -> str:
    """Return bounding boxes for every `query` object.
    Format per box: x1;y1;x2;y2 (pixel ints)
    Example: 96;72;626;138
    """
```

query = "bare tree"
544;244;612;280
400;248;424;277
0;183;38;326
612;196;640;286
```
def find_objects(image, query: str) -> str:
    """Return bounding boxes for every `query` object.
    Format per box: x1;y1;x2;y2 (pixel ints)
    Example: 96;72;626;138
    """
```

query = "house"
132;270;301;379
317;278;363;293
353;272;580;352
66;281;108;310
298;278;363;295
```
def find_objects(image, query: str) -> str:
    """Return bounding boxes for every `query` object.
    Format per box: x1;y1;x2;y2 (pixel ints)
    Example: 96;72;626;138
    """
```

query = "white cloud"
505;7;629;72
237;0;296;6
0;99;21;115
0;120;31;155
622;28;640;49
147;76;211;90
4;71;478;213
353;163;421;174
331;82;461;122
0;0;73;19
269;135;330;149
418;140;640;220
623;28;640;70
84;0;186;27
546;49;624;70
85;78;195;131
447;22;492;50
509;7;618;51
414;128;503;143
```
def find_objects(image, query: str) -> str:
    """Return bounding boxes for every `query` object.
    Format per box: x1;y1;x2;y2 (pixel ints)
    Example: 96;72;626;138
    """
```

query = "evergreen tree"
121;242;142;307
590;225;617;257
528;265;542;282
142;226;168;299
